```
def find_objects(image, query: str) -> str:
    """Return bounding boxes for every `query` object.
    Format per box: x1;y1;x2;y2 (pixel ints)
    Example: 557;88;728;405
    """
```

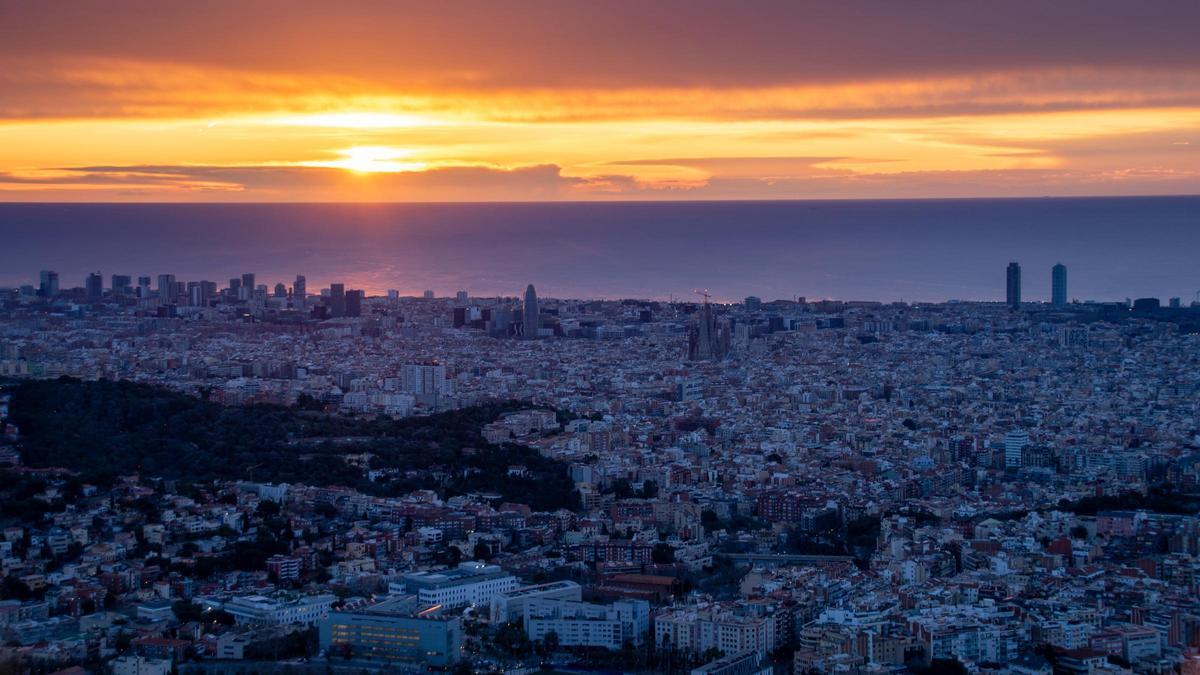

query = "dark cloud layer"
2;1;1198;91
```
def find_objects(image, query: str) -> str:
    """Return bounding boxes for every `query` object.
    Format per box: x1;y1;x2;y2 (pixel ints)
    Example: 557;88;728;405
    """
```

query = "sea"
0;196;1197;303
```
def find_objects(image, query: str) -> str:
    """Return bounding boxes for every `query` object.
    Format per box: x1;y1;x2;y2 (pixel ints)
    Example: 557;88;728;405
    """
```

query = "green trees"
651;542;676;564
10;378;579;511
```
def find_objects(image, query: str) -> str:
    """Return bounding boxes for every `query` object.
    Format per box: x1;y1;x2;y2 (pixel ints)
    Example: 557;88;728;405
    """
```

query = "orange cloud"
1;2;1199;200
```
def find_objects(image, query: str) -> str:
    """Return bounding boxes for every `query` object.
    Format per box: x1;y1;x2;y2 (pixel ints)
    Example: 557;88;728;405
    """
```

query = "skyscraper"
1051;263;1067;307
1006;262;1021;309
38;270;59;297
293;275;307;311
523;284;539;339
85;272;103;298
199;280;217;306
241;273;256;301
346;289;363;317
330;283;346;317
157;274;176;300
111;274;132;296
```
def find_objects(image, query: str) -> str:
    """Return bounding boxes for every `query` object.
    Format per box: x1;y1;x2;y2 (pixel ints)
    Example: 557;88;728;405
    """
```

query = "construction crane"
693;289;711;304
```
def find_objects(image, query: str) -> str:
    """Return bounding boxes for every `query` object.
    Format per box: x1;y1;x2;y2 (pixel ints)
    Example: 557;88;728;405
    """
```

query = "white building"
401;363;448;396
1004;429;1029;469
524;598;650;649
209;593;335;627
111;656;172;675
490;580;583;623
656;605;780;657
396;562;518;609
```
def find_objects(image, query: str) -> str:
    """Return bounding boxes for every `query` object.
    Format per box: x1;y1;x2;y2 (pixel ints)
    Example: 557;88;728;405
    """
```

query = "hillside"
6;378;578;512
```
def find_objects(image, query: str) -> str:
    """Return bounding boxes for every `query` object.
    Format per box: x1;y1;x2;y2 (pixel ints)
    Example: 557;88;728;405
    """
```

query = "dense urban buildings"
0;268;1199;674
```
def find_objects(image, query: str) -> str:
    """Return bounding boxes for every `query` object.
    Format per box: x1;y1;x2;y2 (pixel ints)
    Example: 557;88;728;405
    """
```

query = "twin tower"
1007;262;1067;309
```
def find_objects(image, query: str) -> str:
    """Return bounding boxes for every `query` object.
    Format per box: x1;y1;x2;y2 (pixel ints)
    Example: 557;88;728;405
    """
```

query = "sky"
1;0;1199;202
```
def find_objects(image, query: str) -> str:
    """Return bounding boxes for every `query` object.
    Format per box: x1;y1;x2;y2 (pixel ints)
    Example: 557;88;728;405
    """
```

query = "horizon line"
2;193;1200;207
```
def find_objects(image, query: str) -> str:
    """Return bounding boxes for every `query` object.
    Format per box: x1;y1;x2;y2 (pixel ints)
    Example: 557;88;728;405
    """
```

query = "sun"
311;146;428;173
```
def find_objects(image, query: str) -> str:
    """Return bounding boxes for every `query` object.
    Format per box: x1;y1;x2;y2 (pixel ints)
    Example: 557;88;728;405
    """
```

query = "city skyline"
2;1;1199;202
13;259;1186;308
3;198;1197;304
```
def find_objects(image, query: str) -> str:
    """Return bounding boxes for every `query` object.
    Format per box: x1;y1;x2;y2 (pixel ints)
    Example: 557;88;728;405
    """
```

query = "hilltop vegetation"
7;378;578;511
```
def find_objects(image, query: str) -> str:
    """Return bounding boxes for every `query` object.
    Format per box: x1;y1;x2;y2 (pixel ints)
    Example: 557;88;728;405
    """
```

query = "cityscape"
0;260;1199;675
4;2;1200;675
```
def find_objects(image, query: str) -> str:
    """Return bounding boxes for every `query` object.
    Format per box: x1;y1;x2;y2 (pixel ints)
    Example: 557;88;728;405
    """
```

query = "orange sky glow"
1;1;1198;201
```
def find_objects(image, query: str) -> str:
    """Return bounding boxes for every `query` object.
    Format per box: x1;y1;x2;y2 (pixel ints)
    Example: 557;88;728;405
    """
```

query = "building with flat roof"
490;580;583;623
204;593;334;627
524;598;649;649
319;596;462;667
396;561;518;609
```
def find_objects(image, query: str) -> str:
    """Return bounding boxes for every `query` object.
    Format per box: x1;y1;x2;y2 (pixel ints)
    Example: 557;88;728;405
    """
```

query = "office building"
523;284;539;338
456;290;468;303
293;275;306;310
157;274;178;301
395;562;517;609
188;280;216;307
137;276;151;298
1006;263;1021;309
320;596;461;667
111;274;132;296
329;283;346;317
1005;429;1029;470
345;289;363;317
1052;263;1067;307
524;598;650;649
490;581;583;623
240;273;256;301
401;363;446;396
38;270;59;297
85;272;103;298
206;593;335;627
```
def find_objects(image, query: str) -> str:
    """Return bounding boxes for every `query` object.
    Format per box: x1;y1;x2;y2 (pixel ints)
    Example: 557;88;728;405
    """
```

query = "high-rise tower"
1051;263;1067;307
330;283;346;317
1006;262;1021;309
293;275;307;311
85;272;103;298
523;284;539;338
